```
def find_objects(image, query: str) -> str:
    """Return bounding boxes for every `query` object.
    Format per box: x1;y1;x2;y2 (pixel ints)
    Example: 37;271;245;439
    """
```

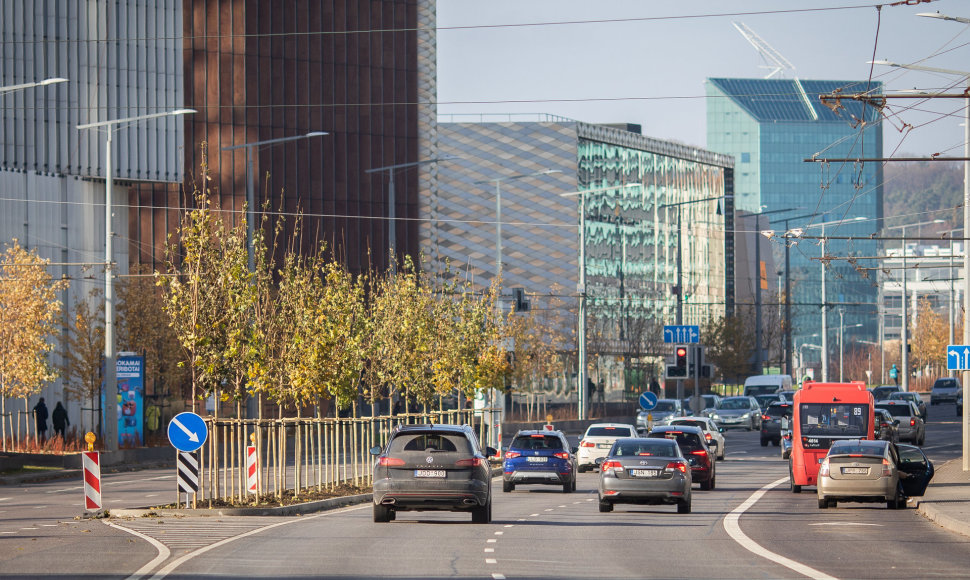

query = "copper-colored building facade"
131;0;429;274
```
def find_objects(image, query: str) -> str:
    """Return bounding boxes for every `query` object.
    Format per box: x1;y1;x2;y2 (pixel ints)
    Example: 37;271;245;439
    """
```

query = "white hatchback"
669;417;726;460
577;423;638;472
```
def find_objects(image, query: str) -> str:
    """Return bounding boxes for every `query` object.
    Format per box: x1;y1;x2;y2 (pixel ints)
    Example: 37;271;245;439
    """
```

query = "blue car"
503;430;577;493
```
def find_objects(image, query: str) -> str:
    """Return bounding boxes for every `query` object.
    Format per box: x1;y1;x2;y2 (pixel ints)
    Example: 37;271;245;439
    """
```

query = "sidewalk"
916;458;970;538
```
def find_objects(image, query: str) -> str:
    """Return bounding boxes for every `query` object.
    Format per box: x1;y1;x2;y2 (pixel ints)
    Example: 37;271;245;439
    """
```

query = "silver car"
596;437;692;514
875;400;925;445
817;439;934;509
636;399;686;432
711;396;762;430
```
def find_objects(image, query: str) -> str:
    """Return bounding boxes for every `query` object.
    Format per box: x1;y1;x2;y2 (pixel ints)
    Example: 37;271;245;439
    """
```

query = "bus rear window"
798;403;869;437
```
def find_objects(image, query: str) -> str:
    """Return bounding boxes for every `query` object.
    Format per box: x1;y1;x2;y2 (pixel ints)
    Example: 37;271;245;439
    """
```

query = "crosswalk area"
114;517;291;552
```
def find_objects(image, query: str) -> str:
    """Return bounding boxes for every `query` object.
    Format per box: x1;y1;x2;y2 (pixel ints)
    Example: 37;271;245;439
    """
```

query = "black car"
503;430;577;493
871;385;901;401
370;424;496;523
874;408;899;443
646;425;716;490
761;402;793;447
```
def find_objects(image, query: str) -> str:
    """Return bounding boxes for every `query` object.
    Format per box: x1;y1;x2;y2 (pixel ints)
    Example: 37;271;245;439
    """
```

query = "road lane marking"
504;524;514;528
41;524;58;527
723;477;838;580
492;575;506;580
558;505;566;508
487;539;497;543
485;548;495;553
0;498;10;502
21;527;37;530
33;505;47;509
808;522;883;527
0;531;15;534
104;519;171;579
544;508;553;512
485;558;497;564
529;513;539;516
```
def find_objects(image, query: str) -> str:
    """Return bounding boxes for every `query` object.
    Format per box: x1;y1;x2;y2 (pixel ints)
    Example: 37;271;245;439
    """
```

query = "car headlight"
741;412;750;419
712;414;720;421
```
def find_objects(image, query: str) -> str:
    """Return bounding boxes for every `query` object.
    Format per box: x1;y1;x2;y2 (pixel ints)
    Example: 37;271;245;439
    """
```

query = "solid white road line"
722;477;838;580
104;519;171;580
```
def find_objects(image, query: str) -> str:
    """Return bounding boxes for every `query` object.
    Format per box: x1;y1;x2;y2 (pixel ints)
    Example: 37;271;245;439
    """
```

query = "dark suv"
646;425;716;490
760;402;793;447
370;424;496;523
931;377;962;405
503;430;577;493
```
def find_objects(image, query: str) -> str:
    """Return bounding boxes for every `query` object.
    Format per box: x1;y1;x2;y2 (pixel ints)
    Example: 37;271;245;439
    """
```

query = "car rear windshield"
888;393;916;402
648;431;705;452
511;435;563;450
388;432;473;454
671;420;708;430
798;403;869;436
766;404;792;418
829;440;887;456
875;404;913;418
586;426;634;437
653;401;676;412
934;379;959;389
612;440;679;457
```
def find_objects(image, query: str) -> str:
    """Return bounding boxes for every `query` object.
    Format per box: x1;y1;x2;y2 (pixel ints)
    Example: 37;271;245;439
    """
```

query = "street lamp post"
872;35;970;466
77;108;196;451
222;132;328;271
0;77;67;95
885;219;943;392
560;183;640;421
366;156;460;272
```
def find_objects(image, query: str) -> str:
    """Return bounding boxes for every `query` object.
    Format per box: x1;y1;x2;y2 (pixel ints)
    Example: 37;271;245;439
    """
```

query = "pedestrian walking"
33;397;49;442
52;401;69;438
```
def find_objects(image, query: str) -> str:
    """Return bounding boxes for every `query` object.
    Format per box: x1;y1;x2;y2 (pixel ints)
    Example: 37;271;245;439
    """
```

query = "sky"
437;0;970;158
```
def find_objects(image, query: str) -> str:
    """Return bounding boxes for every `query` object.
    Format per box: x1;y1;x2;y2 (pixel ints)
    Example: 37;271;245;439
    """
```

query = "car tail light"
601;460;623;474
881;458;892;477
691;449;708;456
378;456;405;467
819;459;830;477
910;418;917;427
553;452;570;460
455;457;484;467
762;414;770;421
504;451;521;459
580;441;595;448
704;433;712;441
665;461;687;473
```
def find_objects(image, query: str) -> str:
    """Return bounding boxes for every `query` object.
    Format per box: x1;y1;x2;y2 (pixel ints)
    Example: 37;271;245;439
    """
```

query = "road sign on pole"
947;345;970;370
167;412;208;453
639;391;658;410
663;325;699;343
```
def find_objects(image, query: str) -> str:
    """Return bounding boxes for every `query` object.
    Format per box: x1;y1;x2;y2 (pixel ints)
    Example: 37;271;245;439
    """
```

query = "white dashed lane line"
486;558;497;564
492;574;506;579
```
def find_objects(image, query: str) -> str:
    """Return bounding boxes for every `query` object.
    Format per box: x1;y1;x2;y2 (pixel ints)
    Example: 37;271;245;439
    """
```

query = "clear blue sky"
437;0;970;158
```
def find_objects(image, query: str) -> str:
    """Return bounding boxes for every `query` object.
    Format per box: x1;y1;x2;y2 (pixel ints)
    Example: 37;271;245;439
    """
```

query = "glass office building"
427;118;733;400
707;78;882;378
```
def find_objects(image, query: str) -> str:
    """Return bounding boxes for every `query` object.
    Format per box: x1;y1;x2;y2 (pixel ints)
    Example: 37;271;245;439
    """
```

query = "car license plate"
527;456;547;463
630;469;659;478
414;469;446;478
598;443;611;449
842;467;868;475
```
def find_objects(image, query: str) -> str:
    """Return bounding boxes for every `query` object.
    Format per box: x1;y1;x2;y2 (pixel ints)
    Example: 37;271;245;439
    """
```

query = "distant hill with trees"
883;159;963;231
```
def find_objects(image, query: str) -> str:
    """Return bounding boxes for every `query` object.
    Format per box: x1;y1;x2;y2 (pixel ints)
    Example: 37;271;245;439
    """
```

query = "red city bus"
789;381;874;492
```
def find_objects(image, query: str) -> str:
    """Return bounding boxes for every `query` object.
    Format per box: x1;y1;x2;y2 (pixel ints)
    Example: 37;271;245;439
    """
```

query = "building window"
741;152;751;163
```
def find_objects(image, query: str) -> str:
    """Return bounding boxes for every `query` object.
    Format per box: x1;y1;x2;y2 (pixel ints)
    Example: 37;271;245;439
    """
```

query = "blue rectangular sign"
947;345;970;370
664;325;699;344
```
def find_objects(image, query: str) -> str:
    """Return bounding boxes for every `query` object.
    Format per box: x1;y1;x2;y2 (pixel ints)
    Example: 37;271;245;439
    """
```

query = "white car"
669;417;726;460
577;423;638;472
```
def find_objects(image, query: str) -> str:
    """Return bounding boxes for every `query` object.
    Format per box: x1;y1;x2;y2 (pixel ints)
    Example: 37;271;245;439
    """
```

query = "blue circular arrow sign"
639;391;659;411
167;412;208;452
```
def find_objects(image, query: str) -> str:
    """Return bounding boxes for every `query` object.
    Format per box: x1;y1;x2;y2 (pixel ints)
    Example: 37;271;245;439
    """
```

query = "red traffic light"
676;347;687;357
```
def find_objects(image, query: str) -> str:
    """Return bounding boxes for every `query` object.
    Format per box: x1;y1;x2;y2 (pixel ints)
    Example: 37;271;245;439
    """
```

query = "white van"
743;374;793;397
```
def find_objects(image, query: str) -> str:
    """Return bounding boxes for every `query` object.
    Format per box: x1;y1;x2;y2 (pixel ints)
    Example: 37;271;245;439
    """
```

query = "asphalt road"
0;403;968;579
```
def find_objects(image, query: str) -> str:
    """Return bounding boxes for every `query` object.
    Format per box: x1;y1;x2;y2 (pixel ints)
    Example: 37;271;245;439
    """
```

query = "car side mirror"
370;445;383;455
485;446;498;457
571;446;579;454
893;419;900;426
595;457;605;465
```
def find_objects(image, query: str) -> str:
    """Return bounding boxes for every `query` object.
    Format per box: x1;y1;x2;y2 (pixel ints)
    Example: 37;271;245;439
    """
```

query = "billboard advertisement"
102;355;145;448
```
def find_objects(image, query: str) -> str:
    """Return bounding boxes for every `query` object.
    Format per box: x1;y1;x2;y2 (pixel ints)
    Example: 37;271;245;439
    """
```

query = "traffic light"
676;345;688;371
512;287;530;312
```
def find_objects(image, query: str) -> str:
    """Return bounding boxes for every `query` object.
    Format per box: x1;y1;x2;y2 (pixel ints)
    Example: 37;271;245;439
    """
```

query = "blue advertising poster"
102;355;145;448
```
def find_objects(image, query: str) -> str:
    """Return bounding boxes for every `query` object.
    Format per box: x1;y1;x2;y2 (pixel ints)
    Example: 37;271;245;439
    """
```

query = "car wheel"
818;498;829;509
577;465;586;473
563;481;572;493
374;503;392;523
598;500;613;513
572;479;577;492
700;476;712;491
790;466;801;494
710;471;716;490
760;436;768;447
677;495;691;514
772;438;780;447
472;500;491;524
919;433;926;446
503;481;514;493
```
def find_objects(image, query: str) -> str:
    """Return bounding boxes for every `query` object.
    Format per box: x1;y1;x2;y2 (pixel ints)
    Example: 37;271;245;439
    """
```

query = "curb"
917;500;970;539
109;493;374;518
